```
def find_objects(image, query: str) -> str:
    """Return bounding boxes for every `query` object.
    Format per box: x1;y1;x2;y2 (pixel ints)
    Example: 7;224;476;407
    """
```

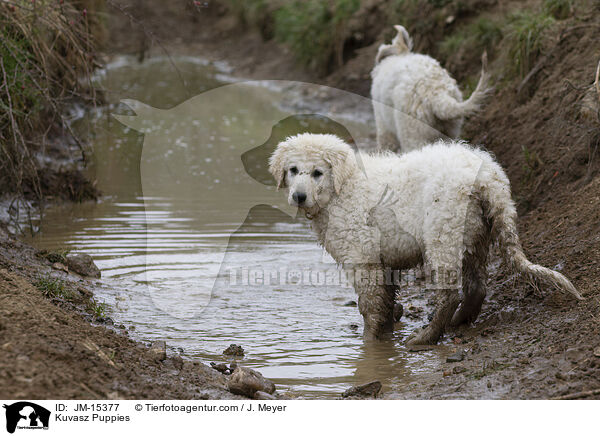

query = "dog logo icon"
111;81;376;319
3;402;50;434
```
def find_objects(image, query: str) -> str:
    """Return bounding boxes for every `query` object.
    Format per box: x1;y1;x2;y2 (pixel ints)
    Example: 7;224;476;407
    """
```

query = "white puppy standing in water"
371;25;490;153
269;133;582;345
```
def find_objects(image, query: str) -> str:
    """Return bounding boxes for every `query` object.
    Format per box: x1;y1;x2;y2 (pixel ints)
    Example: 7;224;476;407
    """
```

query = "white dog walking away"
371;25;490;153
269;134;581;345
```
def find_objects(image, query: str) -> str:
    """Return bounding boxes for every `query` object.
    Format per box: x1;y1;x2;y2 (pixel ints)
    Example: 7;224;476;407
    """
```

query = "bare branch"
595;59;600;103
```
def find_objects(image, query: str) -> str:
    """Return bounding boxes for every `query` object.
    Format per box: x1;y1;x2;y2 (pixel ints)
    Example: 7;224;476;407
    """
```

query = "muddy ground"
105;0;600;399
0;227;244;399
1;0;600;399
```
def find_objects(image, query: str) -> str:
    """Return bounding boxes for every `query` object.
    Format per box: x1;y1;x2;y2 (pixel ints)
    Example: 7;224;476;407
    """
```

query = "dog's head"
269;133;356;215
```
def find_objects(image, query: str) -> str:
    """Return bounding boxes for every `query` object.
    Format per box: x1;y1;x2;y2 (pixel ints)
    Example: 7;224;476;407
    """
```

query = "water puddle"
25;55;449;398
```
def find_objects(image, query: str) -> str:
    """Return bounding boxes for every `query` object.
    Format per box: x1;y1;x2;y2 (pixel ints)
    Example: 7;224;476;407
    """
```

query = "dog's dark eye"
312;169;323;178
289;166;298;175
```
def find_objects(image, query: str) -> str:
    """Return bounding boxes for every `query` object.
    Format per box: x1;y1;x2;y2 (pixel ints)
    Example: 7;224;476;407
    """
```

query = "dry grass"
0;0;102;208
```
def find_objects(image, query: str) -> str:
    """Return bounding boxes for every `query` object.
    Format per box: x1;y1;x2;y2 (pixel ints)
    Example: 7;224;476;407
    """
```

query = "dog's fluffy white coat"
270;134;581;344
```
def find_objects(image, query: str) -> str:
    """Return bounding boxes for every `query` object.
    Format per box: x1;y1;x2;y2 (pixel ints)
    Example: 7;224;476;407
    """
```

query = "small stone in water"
223;344;244;356
344;301;357;307
149;340;167;361
254;390;276;400
52;262;68;273
452;365;467;374
171;355;184;370
446;350;465;363
227;366;276;397
66;253;101;278
342;381;382;399
210;362;230;374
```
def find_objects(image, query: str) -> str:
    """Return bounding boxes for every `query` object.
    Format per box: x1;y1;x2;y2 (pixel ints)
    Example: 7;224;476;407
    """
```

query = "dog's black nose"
292;192;307;204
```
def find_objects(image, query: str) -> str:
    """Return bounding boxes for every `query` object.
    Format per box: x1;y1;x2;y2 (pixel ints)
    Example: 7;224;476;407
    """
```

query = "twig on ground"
551;388;600;400
518;26;600;95
595;59;600;103
517;54;550;95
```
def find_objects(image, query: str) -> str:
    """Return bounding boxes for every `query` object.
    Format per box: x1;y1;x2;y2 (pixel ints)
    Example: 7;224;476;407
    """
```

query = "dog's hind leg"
374;102;401;152
407;287;460;345
450;244;489;326
451;201;491;326
407;249;462;345
356;267;395;340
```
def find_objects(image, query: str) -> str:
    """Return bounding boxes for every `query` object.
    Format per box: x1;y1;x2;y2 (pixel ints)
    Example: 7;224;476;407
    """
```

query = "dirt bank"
2;0;599;400
0;227;242;399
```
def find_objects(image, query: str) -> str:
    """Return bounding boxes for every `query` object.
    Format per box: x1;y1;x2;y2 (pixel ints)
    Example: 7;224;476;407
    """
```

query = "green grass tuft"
35;278;74;300
87;297;108;319
543;0;573;20
438;16;502;86
273;0;359;73
225;0;269;30
426;0;452;7
439;17;502;59
471;17;503;50
439;32;465;59
506;10;555;79
40;248;71;264
521;145;543;184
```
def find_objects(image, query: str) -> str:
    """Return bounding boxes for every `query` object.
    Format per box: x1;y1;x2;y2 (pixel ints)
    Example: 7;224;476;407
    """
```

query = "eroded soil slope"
0;229;240;399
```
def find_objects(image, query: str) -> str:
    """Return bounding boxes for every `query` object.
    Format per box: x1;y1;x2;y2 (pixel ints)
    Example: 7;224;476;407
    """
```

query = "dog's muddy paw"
406;327;422;343
449;308;474;327
406;326;441;346
393;303;403;322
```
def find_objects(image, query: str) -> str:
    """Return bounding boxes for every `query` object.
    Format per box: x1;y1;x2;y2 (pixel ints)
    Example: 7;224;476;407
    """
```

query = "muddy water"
27;56;448;398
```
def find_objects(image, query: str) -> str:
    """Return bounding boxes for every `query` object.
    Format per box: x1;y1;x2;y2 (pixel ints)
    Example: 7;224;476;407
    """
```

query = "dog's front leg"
355;267;395;340
406;289;459;345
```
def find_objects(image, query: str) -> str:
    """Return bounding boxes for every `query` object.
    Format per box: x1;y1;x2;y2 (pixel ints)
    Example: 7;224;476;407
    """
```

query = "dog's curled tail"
480;157;583;300
432;52;492;121
375;25;413;64
375;44;399;64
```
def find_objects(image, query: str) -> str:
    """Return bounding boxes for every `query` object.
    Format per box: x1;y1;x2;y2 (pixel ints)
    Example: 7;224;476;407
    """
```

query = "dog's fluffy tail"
479;155;583;300
375;25;413;64
433;52;492;120
375;44;399;64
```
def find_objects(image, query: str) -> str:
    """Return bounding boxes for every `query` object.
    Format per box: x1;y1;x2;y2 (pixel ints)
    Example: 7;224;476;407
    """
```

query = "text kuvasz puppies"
371;25;490;153
269;134;582;345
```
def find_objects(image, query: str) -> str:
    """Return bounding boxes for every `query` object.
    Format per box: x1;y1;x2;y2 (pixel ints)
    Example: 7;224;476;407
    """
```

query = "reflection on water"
26;55;446;398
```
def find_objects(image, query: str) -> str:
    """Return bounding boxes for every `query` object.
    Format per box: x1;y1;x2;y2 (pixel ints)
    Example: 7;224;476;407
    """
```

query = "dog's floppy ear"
393;25;413;52
323;142;356;195
269;141;289;190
